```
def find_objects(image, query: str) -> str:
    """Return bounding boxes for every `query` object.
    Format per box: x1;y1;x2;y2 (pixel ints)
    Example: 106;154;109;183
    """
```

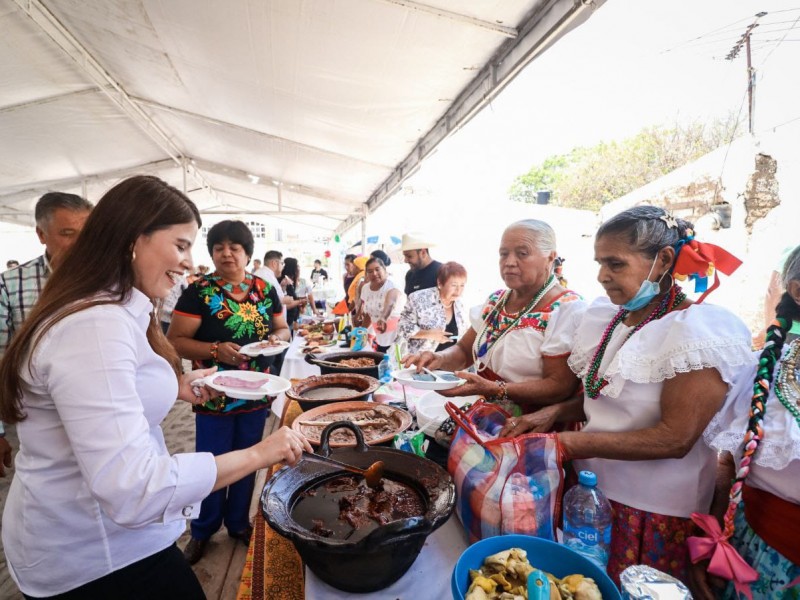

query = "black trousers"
23;543;205;600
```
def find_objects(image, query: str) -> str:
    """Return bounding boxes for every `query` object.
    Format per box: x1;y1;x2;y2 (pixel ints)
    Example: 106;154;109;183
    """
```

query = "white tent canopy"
1;0;604;236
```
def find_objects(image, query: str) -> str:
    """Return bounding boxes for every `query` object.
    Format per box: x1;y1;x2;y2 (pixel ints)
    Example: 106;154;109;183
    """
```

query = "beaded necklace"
584;285;687;399
473;274;556;365
210;273;252;294
774;338;800;428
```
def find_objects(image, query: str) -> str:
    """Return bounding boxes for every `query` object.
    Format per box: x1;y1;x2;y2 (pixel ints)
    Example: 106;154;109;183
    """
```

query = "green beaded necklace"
584;285;686;399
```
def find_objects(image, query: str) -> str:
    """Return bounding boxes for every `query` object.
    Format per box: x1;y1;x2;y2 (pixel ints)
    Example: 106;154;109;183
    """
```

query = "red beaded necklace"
584;285;687;399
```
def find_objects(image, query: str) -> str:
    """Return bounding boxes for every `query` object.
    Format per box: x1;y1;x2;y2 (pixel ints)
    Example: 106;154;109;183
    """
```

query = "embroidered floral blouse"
174;273;282;415
468;289;586;414
396;287;466;353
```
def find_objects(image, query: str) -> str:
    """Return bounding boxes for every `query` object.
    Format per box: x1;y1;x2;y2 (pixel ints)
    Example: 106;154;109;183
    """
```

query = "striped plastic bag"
445;400;564;544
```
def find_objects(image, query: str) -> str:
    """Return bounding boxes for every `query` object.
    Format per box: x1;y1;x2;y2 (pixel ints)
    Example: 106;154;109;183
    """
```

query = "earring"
132;250;137;262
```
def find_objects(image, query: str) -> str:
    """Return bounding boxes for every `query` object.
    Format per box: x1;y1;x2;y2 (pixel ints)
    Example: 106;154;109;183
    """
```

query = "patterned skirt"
722;504;800;600
607;499;695;586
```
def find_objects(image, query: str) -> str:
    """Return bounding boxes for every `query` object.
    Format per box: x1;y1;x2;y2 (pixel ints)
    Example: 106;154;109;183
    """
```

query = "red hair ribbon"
687;513;759;600
673;239;742;303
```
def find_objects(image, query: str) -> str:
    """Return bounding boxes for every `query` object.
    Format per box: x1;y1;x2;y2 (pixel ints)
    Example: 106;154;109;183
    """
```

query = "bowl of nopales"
452;534;621;600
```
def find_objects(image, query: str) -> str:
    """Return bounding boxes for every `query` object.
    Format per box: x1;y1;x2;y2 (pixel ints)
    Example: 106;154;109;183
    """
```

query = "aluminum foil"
620;565;692;599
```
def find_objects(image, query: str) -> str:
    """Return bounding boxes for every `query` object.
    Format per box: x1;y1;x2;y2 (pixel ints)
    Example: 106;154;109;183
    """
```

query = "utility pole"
726;12;767;135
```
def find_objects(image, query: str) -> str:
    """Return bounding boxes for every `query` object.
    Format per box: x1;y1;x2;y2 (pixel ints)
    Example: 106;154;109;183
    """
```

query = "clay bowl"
291;400;412;447
285;373;380;412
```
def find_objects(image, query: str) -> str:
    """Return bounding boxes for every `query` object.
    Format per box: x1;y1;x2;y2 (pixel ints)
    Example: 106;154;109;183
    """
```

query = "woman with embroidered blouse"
168;219;291;565
396;261;467;354
691;244;800;600
403;219;586;418
502;207;754;592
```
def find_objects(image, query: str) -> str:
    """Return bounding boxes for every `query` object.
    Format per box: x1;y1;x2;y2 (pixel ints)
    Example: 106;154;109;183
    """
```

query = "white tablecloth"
272;334;351;418
304;513;468;599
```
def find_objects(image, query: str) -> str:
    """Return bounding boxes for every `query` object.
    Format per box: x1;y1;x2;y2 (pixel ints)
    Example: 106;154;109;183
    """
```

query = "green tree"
509;116;741;211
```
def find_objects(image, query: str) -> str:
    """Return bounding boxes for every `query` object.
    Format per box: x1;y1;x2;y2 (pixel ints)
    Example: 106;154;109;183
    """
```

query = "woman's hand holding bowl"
437;370;494;398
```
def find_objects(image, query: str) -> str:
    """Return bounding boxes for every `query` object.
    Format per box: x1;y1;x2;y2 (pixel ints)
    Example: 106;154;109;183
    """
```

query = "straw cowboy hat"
401;233;436;251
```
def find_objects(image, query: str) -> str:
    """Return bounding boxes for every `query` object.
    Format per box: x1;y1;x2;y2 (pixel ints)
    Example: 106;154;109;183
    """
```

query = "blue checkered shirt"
0;254;49;355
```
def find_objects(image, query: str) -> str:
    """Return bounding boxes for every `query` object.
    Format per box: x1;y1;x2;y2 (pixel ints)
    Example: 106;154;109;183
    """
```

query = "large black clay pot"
261;422;456;593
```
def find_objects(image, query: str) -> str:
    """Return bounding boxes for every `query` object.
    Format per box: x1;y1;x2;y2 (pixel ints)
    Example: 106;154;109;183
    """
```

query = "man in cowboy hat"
401;232;441;296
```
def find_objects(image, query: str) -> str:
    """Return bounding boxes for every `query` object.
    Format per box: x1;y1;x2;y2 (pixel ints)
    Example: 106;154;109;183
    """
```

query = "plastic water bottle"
378;354;392;383
562;470;612;569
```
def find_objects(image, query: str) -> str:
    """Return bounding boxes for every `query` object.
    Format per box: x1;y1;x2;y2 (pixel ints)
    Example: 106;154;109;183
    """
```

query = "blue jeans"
190;408;269;540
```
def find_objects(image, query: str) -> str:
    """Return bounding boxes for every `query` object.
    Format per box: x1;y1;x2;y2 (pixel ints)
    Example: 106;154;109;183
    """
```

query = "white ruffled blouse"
569;297;754;518
704;341;800;504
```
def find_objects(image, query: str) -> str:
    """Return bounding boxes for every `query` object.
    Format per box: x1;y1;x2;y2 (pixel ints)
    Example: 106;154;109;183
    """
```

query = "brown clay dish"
292;401;412;447
285;373;380;412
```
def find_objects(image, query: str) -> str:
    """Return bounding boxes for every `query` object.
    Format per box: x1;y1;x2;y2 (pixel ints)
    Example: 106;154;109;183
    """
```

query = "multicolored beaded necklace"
473;274;556;364
584;284;687;399
210;273;252;294
774;338;800;428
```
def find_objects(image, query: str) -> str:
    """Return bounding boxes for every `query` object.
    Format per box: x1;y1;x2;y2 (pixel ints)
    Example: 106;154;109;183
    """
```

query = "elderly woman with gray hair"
403;219;586;418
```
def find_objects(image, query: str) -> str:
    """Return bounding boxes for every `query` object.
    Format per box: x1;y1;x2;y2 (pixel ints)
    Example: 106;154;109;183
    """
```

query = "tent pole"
361;214;367;252
182;159;188;193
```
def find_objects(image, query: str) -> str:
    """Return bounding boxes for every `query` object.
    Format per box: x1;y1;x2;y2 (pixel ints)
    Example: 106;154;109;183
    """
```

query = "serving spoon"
422;366;446;382
302;451;385;488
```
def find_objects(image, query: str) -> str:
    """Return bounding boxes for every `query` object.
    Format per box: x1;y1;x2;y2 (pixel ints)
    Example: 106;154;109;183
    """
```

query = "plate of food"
291;400;413;447
239;339;290;357
391;368;466;391
202;371;291;400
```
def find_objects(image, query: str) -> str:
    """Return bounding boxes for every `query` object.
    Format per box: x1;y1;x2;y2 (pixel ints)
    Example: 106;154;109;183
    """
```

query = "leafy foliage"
508;115;741;211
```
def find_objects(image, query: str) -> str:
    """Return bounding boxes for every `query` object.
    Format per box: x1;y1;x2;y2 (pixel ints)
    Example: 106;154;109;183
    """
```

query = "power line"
758;13;800;66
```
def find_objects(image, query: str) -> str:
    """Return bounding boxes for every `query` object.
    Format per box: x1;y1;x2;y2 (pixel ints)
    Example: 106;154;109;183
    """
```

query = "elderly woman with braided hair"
692;244;800;600
502;206;754;591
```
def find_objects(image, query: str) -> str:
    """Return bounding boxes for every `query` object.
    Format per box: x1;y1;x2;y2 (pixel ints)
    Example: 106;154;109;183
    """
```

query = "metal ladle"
302;452;385;488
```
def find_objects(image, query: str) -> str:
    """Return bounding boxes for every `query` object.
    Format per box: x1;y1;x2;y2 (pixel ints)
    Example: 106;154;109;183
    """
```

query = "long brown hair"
0;175;201;424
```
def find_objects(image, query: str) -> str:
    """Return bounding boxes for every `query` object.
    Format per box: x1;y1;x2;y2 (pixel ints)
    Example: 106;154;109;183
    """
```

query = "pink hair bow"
687;512;758;600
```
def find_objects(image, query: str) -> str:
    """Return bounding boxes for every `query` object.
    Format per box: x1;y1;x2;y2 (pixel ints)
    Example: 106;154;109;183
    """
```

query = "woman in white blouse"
396;261;467;353
0;176;311;599
403;219;586;418
503;207;754;592
357;256;402;352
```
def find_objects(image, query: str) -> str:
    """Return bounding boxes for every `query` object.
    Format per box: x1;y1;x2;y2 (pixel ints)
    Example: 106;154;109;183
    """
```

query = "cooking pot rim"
262;463;454;548
285;373;380;402
262;423;456;547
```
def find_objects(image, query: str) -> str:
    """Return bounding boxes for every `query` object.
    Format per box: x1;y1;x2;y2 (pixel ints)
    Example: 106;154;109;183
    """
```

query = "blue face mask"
621;255;665;311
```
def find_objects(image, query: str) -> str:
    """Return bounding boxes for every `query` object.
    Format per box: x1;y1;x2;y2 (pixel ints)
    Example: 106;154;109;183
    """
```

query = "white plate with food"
202;371;291;400
391;368;466;391
239;340;290;357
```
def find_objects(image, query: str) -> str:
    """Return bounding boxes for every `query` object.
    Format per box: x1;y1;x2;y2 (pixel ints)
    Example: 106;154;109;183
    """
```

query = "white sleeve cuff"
164;452;217;522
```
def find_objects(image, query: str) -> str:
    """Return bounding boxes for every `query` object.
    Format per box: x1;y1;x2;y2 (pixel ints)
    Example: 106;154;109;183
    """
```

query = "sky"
399;0;800;200
359;0;800;309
